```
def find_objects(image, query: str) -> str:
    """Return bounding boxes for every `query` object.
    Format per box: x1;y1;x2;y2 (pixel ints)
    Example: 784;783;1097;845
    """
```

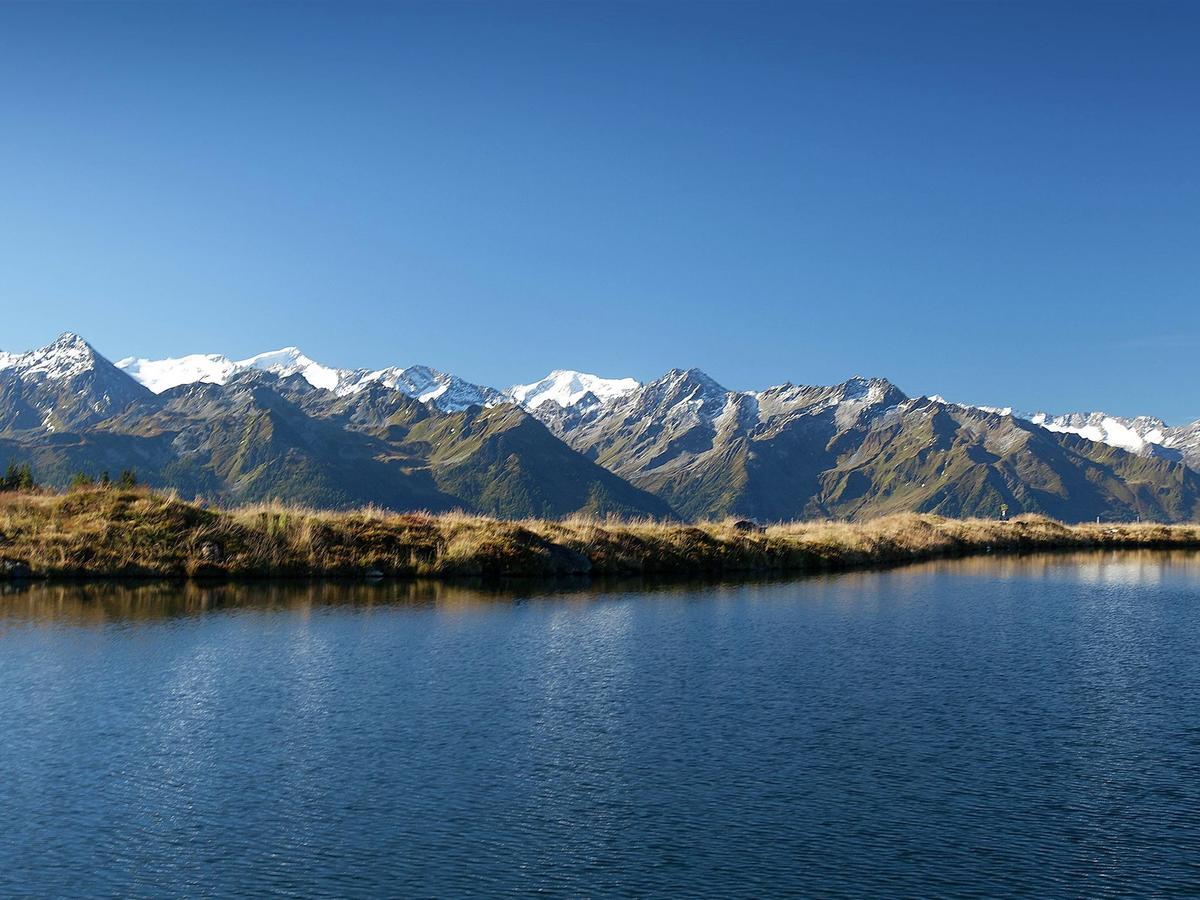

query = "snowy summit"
115;353;239;394
0;332;104;381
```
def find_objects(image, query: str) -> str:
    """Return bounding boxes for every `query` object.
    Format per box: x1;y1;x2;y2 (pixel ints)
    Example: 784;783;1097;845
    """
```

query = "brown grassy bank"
1;488;1199;581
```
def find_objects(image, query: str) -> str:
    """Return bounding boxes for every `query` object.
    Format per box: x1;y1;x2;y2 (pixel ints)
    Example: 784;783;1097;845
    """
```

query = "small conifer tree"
2;463;36;492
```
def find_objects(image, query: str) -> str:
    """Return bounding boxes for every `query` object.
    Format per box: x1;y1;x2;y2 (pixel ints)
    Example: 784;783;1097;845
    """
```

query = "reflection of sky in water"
1072;557;1168;587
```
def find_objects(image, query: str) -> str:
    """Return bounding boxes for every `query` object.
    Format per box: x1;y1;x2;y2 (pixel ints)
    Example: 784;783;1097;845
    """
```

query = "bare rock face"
197;541;224;563
732;520;764;533
1;558;32;579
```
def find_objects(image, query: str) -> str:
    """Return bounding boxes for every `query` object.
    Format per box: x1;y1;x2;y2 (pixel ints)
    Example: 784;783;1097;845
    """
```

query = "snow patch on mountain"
914;393;1190;458
1029;412;1167;454
509;370;640;409
238;348;344;392
922;394;1018;417
344;365;503;411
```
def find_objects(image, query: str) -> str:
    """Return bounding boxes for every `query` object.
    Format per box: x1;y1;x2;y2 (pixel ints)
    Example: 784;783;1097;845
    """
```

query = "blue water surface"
2;552;1199;897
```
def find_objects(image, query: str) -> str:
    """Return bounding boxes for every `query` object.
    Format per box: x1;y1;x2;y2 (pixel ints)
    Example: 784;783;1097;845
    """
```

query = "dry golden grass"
0;488;1198;581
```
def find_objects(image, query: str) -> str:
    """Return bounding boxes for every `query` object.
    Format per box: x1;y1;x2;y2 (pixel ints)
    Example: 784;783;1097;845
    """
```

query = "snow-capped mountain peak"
835;375;901;406
116;345;503;412
623;368;732;426
116;353;238;393
509;370;640;409
0;333;152;432
0;332;104;381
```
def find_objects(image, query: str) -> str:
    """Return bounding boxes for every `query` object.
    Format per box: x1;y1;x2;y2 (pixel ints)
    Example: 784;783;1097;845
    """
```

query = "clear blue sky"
1;1;1197;420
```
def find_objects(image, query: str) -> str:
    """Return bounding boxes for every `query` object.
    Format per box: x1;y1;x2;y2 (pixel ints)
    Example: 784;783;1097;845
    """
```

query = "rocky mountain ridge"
2;333;1197;523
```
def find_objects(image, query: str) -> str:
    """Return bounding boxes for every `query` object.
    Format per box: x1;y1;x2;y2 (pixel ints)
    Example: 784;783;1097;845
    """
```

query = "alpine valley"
2;332;1199;523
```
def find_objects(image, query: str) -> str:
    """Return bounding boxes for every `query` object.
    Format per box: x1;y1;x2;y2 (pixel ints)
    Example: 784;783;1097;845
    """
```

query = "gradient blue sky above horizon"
1;1;1197;421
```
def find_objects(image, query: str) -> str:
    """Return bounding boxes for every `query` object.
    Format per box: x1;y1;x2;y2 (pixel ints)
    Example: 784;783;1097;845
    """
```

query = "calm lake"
3;553;1200;897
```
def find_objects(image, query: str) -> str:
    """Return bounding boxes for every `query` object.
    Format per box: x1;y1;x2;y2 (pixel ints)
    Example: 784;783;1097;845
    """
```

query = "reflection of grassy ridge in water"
0;578;743;624
0;580;508;624
4;549;1199;625
2;488;1200;582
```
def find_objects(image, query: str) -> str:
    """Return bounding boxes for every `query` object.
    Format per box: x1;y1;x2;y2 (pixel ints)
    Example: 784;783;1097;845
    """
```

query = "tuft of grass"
0;489;1197;581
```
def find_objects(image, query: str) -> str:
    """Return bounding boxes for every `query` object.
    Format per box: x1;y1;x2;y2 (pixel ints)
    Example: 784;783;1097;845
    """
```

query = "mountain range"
1;332;1198;523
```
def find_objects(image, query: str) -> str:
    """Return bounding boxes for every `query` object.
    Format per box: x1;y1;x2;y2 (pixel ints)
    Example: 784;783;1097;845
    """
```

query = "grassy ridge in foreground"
1;488;1199;581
